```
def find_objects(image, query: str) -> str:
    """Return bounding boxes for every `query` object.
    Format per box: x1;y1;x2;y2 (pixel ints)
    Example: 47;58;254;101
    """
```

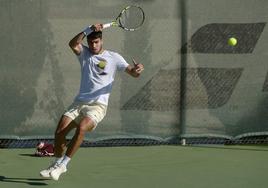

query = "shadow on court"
19;154;37;157
0;175;49;186
19;154;55;158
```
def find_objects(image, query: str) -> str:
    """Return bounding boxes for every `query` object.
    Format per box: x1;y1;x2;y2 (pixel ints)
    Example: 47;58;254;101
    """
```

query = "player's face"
87;38;103;54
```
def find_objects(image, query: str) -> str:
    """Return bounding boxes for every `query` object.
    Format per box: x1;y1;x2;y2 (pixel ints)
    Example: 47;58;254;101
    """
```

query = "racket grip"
103;23;113;29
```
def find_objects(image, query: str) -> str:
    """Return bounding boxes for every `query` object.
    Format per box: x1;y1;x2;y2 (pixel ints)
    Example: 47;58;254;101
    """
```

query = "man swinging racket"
39;23;144;180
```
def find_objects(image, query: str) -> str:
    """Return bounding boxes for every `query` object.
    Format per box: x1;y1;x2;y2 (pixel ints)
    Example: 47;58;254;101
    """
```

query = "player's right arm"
68;32;85;55
68;24;103;55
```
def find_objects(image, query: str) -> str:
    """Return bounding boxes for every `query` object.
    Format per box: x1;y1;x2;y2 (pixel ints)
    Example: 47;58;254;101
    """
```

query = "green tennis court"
1;145;268;188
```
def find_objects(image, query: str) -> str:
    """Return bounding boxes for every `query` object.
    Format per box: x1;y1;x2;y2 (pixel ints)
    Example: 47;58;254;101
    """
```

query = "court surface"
0;145;268;188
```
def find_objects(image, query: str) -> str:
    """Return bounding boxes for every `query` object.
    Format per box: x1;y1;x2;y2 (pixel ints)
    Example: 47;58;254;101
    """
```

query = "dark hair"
87;31;102;40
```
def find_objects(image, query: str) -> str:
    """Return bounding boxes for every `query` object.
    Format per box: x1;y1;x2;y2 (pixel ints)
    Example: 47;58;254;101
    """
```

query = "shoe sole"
40;172;51;178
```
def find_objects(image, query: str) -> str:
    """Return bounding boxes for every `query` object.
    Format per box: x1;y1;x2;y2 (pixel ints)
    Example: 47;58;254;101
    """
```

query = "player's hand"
91;24;103;32
132;58;144;74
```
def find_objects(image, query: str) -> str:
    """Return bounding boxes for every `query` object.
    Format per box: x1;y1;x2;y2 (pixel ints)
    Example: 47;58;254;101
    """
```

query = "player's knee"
55;123;66;137
77;118;95;135
54;129;64;138
54;117;71;136
76;125;87;136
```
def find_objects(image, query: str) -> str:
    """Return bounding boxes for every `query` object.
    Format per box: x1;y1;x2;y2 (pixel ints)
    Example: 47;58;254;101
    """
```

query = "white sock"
54;157;64;165
61;155;71;167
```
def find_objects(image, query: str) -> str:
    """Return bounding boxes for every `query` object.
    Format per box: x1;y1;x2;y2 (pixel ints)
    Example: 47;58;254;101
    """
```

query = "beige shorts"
64;101;107;127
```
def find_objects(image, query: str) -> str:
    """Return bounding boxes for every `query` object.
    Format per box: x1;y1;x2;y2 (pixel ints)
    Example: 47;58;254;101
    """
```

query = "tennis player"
39;23;144;180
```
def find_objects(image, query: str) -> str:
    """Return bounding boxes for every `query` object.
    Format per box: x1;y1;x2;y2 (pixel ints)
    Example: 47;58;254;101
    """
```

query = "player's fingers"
100;24;103;29
135;67;144;73
137;64;144;70
96;24;103;31
92;24;103;31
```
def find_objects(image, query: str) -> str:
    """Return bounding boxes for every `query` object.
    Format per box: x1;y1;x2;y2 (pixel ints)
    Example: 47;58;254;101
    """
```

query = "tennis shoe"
50;163;67;181
40;162;58;178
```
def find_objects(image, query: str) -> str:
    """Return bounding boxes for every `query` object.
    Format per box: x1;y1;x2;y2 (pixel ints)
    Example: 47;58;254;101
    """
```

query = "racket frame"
103;5;145;31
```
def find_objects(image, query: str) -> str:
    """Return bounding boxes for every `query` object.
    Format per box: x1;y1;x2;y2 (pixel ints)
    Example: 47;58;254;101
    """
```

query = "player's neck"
91;49;105;55
98;49;105;55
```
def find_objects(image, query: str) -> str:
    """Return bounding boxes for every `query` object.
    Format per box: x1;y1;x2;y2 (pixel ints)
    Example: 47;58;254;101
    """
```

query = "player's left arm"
125;58;144;78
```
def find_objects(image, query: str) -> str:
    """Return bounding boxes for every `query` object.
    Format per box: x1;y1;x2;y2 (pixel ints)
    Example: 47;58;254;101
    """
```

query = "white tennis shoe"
40;163;58;178
50;163;67;181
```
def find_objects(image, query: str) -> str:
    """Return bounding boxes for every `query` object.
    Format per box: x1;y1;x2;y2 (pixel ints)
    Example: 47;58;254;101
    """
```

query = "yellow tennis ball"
228;37;237;46
98;61;106;69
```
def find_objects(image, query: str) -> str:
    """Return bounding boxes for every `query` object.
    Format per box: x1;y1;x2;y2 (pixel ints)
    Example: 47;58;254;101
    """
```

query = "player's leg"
50;103;107;181
40;116;77;178
54;115;78;158
64;103;106;157
50;117;95;181
52;102;80;160
65;117;95;157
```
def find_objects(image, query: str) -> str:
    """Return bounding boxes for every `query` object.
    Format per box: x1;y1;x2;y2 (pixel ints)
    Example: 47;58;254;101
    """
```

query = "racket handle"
132;58;138;66
103;23;113;29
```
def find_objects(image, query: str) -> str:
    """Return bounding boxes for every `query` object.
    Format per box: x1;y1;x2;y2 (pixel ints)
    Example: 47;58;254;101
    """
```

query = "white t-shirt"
74;45;129;105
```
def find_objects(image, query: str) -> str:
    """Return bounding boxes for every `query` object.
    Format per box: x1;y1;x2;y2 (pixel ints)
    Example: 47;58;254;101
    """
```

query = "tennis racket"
103;5;145;31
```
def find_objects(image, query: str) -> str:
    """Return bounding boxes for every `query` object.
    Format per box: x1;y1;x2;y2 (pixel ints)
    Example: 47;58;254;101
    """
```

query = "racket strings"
119;7;145;30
